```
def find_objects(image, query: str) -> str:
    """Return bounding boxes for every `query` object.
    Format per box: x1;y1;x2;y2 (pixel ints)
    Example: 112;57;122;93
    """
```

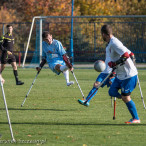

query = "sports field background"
0;66;146;145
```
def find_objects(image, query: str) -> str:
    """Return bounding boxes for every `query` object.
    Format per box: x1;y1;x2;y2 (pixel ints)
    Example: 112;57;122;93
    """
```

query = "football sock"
13;70;19;82
86;87;98;102
63;70;69;84
60;65;68;72
126;100;139;120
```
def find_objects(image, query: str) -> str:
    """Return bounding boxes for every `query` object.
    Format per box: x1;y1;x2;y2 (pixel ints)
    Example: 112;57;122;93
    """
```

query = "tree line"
0;0;145;23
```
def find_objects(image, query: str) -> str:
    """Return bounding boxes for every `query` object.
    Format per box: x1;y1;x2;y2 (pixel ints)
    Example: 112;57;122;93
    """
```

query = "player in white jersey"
36;31;74;86
77;44;116;106
101;24;140;124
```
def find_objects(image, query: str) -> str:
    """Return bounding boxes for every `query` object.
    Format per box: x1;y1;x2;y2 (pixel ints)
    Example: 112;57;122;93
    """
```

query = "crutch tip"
113;117;115;120
12;139;16;143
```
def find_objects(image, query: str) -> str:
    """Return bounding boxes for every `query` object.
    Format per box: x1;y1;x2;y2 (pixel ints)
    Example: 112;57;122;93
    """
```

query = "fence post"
2;24;5;35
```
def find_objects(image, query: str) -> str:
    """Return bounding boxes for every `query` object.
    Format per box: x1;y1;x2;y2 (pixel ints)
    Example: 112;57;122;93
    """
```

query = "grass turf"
0;67;146;146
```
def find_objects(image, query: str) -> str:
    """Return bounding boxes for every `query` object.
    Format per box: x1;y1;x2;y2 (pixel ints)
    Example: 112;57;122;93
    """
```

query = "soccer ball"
94;60;106;72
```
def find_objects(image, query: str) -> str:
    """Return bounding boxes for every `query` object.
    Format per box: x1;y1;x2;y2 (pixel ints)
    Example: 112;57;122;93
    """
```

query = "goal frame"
22;15;146;67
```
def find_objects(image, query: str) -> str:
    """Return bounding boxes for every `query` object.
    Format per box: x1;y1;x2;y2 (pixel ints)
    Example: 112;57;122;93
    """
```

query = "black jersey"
0;33;14;53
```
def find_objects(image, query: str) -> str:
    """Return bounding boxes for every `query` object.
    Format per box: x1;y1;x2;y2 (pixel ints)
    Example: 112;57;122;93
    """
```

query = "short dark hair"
6;24;13;28
42;31;51;39
101;24;112;35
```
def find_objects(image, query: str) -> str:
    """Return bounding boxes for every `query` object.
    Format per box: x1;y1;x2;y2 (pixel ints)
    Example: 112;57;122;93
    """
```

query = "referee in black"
0;24;24;85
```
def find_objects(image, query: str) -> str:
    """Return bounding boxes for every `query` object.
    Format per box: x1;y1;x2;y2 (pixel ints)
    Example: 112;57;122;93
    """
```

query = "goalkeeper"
36;31;74;86
101;24;140;124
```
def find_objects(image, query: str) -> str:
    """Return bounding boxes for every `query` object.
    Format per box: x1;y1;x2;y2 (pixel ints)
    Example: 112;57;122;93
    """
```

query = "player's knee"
13;65;17;70
55;64;62;72
122;95;131;103
93;82;100;88
108;88;116;97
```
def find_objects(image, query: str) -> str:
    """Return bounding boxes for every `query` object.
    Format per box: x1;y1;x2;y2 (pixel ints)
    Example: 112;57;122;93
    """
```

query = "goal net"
22;15;146;68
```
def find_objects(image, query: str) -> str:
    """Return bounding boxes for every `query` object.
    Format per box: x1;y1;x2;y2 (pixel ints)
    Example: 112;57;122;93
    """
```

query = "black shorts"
1;53;16;64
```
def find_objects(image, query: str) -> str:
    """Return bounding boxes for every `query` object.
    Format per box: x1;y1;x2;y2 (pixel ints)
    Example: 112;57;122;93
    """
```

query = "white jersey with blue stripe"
102;45;112;74
107;36;137;80
42;39;66;64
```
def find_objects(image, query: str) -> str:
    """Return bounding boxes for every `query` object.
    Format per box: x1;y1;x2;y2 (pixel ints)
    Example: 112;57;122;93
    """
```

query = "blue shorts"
96;73;115;88
48;60;66;75
109;75;137;96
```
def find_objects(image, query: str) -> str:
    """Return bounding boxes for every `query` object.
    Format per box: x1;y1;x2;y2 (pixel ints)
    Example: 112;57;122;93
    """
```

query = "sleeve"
0;36;7;52
129;52;136;63
111;42;127;56
0;36;3;43
63;54;73;69
109;41;129;67
56;41;66;56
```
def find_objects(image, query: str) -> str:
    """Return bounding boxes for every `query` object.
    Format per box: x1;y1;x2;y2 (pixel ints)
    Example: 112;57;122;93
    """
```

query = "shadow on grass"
0;122;145;126
0;108;76;112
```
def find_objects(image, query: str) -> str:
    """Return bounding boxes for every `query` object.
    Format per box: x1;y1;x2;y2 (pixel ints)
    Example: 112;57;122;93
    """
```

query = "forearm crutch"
71;71;85;99
0;79;15;141
132;57;145;109
137;75;146;109
21;71;40;107
84;67;117;103
113;97;116;120
111;96;113;107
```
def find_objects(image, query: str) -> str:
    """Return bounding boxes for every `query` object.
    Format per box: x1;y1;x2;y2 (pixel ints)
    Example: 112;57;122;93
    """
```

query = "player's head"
101;24;112;42
42;31;53;45
6;24;13;34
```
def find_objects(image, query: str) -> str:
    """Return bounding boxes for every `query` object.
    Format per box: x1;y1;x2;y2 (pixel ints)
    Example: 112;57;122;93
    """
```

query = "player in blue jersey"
36;31;74;86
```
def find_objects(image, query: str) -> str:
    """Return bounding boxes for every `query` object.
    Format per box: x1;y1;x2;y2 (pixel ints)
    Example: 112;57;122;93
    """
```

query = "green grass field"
0;67;146;146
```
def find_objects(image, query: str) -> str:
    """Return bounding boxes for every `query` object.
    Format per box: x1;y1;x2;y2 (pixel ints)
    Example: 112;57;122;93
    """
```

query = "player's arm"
108;42;130;68
108;52;129;68
0;44;12;55
36;58;46;72
0;36;12;55
129;52;136;64
62;54;73;71
56;41;73;70
36;43;47;72
0;36;6;51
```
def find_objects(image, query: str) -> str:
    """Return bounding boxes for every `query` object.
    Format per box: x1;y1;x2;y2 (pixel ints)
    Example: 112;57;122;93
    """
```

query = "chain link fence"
0;16;146;64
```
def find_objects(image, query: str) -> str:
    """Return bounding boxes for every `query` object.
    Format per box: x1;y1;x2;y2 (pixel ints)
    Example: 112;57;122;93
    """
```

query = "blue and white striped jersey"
42;39;66;64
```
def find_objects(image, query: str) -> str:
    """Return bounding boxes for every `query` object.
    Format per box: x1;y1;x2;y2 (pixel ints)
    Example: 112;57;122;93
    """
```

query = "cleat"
67;81;74;86
78;99;89;107
16;81;24;85
125;118;140;124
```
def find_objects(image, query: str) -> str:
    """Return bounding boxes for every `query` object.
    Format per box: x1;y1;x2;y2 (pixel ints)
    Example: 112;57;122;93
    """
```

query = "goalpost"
22;16;42;67
22;16;75;68
22;15;146;68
